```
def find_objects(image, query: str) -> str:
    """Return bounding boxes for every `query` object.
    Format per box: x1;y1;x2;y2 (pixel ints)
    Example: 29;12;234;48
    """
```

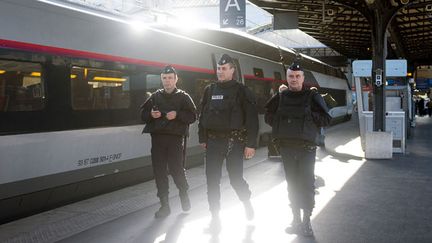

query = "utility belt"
273;138;317;151
207;129;246;142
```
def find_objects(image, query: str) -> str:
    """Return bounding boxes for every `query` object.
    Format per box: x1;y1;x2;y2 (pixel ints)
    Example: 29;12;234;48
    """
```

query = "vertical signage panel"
220;0;246;28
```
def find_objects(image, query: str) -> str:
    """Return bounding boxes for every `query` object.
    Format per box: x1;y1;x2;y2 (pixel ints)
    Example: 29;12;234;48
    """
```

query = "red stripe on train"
0;39;215;74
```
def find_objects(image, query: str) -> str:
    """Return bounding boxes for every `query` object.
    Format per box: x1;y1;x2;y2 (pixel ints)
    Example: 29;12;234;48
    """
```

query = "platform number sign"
220;0;246;28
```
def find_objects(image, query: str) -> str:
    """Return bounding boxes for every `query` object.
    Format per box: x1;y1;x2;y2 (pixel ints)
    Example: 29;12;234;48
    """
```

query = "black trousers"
279;145;316;212
205;137;251;212
151;134;189;198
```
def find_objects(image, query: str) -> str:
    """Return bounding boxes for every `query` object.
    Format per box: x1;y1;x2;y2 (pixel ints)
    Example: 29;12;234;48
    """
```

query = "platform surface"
1;115;432;243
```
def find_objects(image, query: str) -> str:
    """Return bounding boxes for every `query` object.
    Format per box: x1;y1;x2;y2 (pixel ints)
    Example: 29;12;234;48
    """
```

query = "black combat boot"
179;190;191;211
243;200;255;221
302;209;314;237
154;196;170;218
285;207;302;234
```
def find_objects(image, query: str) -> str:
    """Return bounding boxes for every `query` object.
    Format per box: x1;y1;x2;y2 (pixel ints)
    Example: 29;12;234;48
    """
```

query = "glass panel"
146;74;162;93
71;66;130;110
0;60;45;112
253;68;264;78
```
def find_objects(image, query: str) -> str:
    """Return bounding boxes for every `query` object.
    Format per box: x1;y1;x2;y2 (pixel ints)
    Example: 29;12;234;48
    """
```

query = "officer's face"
161;73;178;92
287;69;304;91
217;63;235;82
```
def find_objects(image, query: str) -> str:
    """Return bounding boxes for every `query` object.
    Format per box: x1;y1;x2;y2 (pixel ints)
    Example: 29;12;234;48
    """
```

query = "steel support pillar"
371;9;388;131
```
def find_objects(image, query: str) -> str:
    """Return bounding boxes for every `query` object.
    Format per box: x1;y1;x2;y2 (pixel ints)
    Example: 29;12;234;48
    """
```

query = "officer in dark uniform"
141;65;197;218
198;54;259;229
265;62;331;237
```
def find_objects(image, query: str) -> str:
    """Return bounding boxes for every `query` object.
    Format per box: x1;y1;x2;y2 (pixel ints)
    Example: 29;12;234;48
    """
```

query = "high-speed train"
0;0;352;222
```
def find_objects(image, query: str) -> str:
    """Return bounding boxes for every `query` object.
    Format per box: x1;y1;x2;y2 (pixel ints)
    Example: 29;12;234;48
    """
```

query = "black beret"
289;62;303;71
161;65;177;74
218;54;234;65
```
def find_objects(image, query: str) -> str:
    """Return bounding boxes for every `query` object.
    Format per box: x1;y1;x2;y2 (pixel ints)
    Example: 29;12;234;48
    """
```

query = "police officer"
198;54;259;229
265;62;331;237
141;65;197;218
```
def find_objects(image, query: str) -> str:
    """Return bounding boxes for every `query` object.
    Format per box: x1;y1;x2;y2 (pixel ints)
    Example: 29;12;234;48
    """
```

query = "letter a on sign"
220;0;245;28
225;0;241;11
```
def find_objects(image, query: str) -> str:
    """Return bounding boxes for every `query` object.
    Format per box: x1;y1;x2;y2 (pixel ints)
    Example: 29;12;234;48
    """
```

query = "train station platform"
1;114;432;243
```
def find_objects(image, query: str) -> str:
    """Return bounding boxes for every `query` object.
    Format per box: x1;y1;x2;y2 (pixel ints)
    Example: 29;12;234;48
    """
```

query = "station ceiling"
249;0;432;66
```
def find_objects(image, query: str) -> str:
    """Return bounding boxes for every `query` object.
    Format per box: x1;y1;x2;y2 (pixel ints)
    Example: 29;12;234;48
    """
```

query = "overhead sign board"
220;0;246;28
353;60;407;77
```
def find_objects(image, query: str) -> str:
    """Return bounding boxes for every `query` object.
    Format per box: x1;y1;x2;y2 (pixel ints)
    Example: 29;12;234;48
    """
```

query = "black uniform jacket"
264;88;331;130
141;88;197;136
198;80;259;148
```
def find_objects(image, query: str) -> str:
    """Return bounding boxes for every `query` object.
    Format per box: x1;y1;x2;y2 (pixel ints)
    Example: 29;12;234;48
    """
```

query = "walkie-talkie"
153;105;166;117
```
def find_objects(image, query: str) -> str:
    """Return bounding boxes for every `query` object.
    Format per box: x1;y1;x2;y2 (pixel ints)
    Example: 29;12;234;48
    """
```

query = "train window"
0;60;45;112
253;68;264;78
146;74;162;94
71;66;130;110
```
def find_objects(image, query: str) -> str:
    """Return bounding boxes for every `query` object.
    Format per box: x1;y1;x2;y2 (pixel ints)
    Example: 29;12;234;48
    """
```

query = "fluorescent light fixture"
31;72;41;77
93;77;126;82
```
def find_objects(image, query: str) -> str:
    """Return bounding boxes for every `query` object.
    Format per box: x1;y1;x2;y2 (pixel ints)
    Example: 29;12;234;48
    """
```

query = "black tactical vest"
148;89;188;135
272;90;318;143
153;89;181;115
201;83;244;131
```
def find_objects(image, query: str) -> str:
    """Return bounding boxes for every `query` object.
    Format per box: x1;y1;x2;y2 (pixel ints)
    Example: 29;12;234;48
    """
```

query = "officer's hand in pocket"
244;147;255;159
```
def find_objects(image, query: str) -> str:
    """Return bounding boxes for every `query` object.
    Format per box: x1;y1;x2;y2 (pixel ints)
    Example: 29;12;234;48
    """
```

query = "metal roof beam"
398;22;432;30
388;21;407;58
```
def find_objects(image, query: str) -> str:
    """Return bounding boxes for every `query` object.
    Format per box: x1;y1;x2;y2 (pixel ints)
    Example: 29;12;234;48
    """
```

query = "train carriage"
0;0;352;223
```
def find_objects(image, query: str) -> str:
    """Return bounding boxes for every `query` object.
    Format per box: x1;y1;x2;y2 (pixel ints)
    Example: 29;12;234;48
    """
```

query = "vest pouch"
147;90;188;135
272;112;305;139
229;102;243;130
202;100;233;130
202;84;243;131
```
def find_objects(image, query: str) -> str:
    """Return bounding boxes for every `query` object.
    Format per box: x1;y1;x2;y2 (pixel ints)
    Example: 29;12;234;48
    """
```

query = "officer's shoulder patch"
175;88;187;95
309;89;321;100
155;88;164;94
309;88;318;95
151;90;161;98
